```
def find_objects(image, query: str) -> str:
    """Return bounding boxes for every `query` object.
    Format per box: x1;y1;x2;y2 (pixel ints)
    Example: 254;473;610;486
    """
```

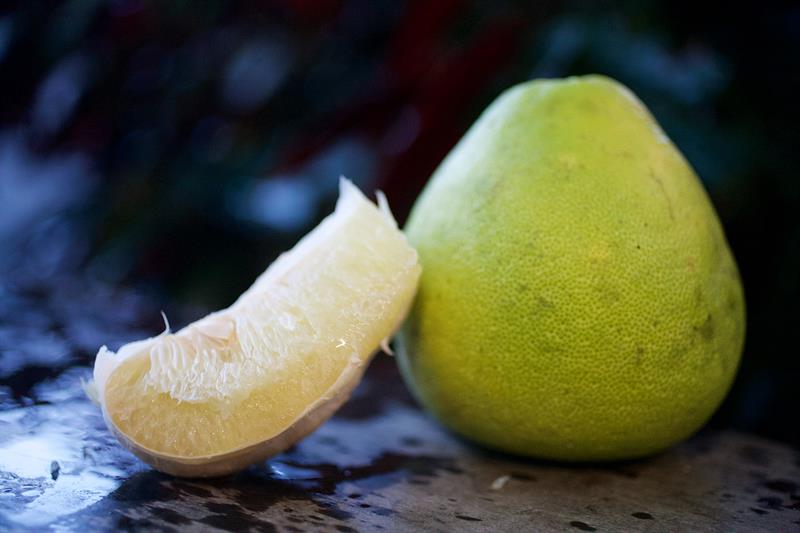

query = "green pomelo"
396;75;745;461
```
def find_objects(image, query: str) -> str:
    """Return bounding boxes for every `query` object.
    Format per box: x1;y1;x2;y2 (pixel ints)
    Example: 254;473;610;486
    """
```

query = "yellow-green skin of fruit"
396;75;745;461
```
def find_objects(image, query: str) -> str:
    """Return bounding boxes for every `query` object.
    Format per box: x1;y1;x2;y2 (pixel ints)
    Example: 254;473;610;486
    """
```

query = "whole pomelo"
396;75;745;461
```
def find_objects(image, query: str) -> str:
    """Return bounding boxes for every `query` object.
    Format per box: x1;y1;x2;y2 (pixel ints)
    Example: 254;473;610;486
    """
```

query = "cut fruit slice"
90;179;420;477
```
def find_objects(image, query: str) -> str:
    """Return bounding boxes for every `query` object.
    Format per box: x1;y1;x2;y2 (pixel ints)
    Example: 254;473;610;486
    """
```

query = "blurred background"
0;1;798;446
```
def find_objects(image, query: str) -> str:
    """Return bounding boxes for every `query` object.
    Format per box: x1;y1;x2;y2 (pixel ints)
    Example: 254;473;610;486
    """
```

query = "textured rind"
397;75;746;461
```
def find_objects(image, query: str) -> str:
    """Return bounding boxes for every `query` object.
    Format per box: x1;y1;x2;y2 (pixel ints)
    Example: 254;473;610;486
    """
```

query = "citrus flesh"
396;75;745;461
92;179;420;476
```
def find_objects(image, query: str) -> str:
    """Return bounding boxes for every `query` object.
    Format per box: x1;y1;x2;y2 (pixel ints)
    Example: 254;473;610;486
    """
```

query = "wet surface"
1;279;800;531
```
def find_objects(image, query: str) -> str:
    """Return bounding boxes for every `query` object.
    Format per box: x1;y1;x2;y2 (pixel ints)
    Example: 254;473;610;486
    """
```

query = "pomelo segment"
91;179;420;477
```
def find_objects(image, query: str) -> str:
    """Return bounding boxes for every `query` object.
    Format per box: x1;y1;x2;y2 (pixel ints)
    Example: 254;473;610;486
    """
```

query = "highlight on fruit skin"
88;178;420;477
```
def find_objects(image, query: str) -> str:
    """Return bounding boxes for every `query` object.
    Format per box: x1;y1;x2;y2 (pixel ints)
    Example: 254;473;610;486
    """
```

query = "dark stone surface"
1;279;799;532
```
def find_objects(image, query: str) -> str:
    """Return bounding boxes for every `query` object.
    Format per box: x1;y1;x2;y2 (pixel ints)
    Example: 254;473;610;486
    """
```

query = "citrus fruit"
90;179;420;477
396;75;745;461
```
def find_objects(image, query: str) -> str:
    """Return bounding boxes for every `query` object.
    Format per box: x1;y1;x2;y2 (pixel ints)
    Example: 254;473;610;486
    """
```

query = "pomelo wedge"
89;179;420;477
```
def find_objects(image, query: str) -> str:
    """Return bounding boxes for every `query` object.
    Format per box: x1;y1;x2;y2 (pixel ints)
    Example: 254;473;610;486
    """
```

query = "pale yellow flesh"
93;180;420;473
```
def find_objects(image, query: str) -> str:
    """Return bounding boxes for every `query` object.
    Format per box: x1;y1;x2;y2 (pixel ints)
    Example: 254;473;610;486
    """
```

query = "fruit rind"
397;75;745;461
105;356;367;478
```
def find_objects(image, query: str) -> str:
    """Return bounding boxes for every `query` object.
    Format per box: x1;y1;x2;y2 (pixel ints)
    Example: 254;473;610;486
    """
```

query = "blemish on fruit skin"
727;293;739;312
536;296;555;309
696;314;715;341
689;283;700;301
648;169;675;221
